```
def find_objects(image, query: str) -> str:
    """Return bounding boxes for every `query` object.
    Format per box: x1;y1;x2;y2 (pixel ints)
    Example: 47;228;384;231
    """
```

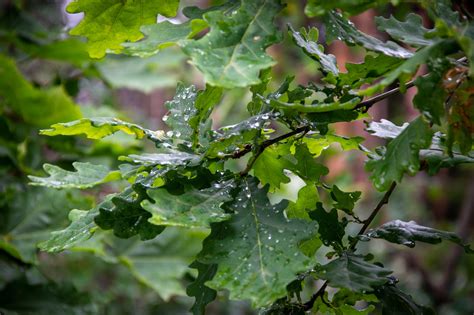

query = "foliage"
1;0;473;314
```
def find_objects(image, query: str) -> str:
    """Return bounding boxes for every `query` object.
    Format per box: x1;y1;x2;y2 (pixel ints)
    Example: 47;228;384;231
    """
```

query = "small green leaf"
141;180;235;228
305;0;391;17
120;151;201;167
289;25;339;75
363;220;473;253
253;144;293;190
29;162;121;189
288;143;329;182
316;252;392;292
181;0;284;88
66;0;179;58
164;83;199;141
187;261;218;315
366;117;433;191
123;20;207;57
375;13;435;47
198;177;317;307
309;203;345;247
324;11;413;59
270;96;361;113
286;183;319;220
303;134;364;157
330;185;361;214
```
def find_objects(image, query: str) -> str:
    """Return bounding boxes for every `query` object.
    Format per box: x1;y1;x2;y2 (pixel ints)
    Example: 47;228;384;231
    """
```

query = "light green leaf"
253;144;293;190
316;252;392;292
29;162;121;189
40;117;155;140
198;177;317;307
286;183;319;220
305;0;391;17
67;0;179;58
0;54;82;127
97;51;186;92
366;117;433;191
303;133;364;157
181;0;283;88
123;20;208;57
330;185;361;214
363;220;473;253
142;181;235;228
120;227;207;300
289;25;339;75
270;96;361;113
376;13;435;47
324;11;413;59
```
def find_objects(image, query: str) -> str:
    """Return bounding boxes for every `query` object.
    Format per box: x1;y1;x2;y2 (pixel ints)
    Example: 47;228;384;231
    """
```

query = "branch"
354;80;416;111
239;125;309;175
303;181;397;311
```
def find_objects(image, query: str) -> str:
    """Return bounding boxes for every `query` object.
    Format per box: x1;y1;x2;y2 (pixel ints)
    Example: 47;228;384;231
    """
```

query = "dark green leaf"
315;252;392;292
375;14;435;47
309;202;345;247
95;186;164;240
181;0;283;88
197;177;317;307
374;282;435;315
366;117;433;191
362;220;473;253
331;185;362;214
187;261;218;315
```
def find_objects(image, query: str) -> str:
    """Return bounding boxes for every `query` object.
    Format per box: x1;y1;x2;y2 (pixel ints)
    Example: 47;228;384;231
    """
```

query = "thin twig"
354;80;417;111
303;181;397;310
239;125;309;175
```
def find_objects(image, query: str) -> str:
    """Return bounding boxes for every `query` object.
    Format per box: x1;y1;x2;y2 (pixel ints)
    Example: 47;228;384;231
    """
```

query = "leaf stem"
302;181;397;311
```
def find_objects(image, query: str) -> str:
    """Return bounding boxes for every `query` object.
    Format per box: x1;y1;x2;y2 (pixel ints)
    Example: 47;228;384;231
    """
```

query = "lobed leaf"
181;0;283;88
141;180;235;228
315;252;392;292
197;177;317;307
375;13;435;47
187;261;218;315
365;117;433;191
66;0;179;58
29;162;121;189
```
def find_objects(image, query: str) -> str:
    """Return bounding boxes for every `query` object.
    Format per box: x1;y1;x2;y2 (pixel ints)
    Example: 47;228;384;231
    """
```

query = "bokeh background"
0;0;473;314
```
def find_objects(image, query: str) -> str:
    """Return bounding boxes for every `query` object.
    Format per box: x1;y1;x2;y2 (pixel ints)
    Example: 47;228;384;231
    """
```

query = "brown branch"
354;80;417;111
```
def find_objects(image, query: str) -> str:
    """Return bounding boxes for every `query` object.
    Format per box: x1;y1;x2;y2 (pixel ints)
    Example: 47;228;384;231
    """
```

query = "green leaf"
324;11;413;59
95;186;165;240
141;180;235;228
309;203;345;247
181;0;283;88
305;0;391;17
40;117;155;140
0;278;98;315
164;83;199;140
303;133;364;157
421;148;474;175
29;162;121;189
0;187;93;263
330;185;362;214
282;143;329;183
360;39;459;96
120;151;201;167
286;183;319;220
270;96;361;113
366;117;433;191
119;227;207;300
97;51;186;92
198;177;317;307
0;54;82;127
289;25;339;75
362;220;473;253
66;0;179;58
374;282;435;315
316;252;392;292
338;54;403;89
187;261;218;315
375;13;435;47
123;20;207;57
253;144;293;190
